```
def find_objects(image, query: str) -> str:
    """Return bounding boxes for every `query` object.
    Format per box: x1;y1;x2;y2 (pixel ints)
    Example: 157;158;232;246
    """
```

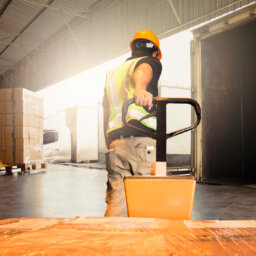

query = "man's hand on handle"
133;89;153;111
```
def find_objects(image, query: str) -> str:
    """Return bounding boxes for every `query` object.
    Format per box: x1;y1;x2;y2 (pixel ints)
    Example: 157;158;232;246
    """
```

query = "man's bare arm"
132;63;153;110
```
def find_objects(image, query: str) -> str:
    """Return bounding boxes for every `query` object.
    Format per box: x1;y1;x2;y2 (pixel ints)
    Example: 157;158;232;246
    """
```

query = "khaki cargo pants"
104;136;156;217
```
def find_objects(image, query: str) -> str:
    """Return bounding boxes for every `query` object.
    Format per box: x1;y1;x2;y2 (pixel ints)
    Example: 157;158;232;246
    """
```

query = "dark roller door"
242;21;256;178
201;20;256;182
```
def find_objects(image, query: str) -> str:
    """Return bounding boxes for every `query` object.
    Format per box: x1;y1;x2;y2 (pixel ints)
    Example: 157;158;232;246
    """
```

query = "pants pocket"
144;145;156;163
105;149;114;172
136;145;156;175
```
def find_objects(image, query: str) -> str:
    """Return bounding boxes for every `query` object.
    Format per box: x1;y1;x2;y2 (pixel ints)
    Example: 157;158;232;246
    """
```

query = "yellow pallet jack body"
125;176;196;220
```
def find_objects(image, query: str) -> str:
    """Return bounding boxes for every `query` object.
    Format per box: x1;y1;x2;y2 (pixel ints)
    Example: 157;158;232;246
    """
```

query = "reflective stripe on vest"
105;57;156;135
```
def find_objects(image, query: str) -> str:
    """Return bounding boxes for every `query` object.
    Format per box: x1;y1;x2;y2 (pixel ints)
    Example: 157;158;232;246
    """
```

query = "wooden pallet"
2;161;47;175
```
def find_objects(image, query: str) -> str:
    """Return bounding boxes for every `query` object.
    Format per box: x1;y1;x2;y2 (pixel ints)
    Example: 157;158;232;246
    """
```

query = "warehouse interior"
0;0;256;254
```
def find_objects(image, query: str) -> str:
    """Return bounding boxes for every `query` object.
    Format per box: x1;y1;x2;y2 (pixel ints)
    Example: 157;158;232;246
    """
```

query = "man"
102;30;162;216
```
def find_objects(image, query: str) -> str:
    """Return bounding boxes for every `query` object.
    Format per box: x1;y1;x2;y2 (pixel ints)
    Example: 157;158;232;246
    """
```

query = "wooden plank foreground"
1;217;256;255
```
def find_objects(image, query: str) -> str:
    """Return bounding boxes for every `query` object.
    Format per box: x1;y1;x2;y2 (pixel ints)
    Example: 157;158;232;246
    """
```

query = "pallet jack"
122;97;201;220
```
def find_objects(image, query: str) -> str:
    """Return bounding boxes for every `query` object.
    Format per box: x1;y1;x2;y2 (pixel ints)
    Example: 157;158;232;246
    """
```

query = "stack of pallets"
0;88;45;172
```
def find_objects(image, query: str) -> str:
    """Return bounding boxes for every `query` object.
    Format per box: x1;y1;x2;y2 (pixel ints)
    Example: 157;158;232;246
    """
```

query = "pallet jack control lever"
122;97;201;162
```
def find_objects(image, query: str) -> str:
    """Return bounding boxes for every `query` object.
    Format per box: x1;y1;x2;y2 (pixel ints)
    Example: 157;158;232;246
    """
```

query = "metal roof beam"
0;40;44;51
168;0;181;25
23;0;90;19
0;57;15;65
0;0;54;57
0;26;46;45
1;73;11;87
0;0;12;16
160;0;248;38
0;36;14;42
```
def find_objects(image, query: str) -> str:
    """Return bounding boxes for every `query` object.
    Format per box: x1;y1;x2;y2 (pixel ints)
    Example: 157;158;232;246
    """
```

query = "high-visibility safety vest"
105;57;156;136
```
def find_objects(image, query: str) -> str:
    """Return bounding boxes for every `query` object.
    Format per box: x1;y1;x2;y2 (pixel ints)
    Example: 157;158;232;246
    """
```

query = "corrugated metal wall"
0;0;254;91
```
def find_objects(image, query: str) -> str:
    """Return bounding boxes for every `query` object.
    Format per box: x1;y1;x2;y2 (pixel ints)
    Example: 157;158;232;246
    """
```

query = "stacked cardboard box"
0;88;44;165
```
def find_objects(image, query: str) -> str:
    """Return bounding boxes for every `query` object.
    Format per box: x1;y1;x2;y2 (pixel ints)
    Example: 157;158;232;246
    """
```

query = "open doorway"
201;20;256;183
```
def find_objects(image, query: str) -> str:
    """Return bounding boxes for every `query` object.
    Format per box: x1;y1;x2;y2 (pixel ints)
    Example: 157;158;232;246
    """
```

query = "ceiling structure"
0;0;255;90
0;0;102;75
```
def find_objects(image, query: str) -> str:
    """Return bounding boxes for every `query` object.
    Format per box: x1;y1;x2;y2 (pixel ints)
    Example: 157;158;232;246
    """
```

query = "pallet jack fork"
122;97;201;220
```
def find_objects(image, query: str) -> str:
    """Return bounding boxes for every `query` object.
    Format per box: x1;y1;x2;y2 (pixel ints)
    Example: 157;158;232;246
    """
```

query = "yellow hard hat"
130;30;162;60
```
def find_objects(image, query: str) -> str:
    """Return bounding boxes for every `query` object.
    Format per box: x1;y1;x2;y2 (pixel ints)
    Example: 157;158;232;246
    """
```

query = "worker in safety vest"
102;30;162;216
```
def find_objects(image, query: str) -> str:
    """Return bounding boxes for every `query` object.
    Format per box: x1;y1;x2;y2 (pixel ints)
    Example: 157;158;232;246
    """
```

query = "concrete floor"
1;164;256;220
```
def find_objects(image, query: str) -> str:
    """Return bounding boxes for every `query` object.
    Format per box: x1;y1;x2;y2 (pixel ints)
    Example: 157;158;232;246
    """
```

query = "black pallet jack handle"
122;97;201;162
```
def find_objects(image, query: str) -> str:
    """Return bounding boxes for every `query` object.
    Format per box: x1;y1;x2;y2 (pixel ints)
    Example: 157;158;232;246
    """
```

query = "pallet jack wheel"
5;166;13;175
